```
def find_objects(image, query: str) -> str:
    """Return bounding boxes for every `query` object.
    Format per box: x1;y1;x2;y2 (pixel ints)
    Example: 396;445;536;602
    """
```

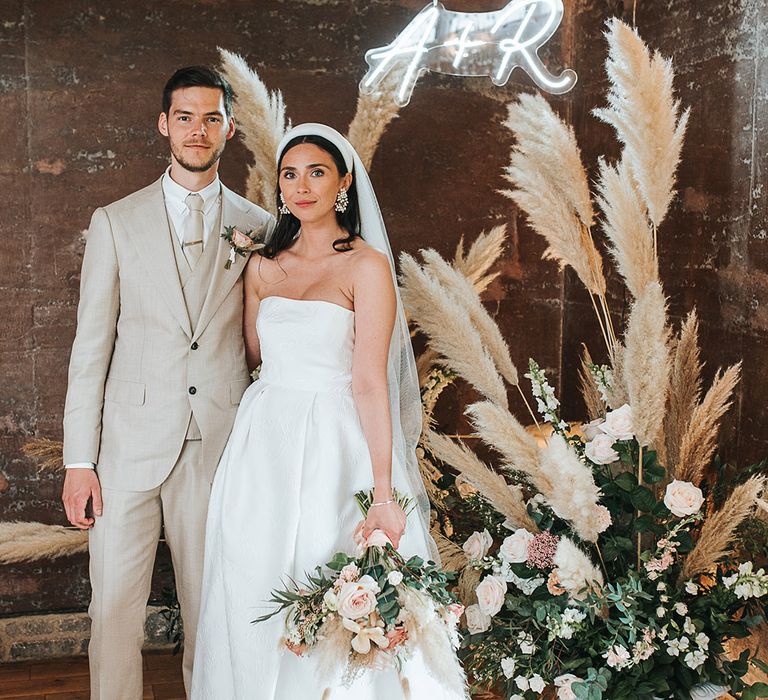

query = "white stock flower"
685;649;707;670
666;636;690;656
656;606;667;618
600;403;634;440
515;676;530;691
585;433;620;465
464;604;491;634
674;602;688;616
696;632;710;650
664;480;704;517
499;528;535;563
475;575;507;617
685;581;699;595
603;644;631;669
323;588;339;611
683;617;696;635
500;656;517;679
463;529;493;561
387;570;403;586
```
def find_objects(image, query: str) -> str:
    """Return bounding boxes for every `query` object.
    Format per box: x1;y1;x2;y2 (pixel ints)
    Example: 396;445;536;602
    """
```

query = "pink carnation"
526;531;559;569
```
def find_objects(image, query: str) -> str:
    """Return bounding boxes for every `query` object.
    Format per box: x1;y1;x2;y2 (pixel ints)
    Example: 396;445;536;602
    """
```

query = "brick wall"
0;0;765;628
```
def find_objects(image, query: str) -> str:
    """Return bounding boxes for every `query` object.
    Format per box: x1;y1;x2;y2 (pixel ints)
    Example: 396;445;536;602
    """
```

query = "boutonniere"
221;225;265;269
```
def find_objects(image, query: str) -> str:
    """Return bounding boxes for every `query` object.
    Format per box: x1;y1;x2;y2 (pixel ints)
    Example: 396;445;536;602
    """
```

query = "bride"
191;123;467;699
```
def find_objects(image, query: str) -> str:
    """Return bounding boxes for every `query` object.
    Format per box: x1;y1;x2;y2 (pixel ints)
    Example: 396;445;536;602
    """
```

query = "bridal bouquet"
254;491;466;692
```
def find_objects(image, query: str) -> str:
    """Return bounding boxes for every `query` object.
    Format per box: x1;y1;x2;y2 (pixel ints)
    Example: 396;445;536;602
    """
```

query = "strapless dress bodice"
256;296;355;392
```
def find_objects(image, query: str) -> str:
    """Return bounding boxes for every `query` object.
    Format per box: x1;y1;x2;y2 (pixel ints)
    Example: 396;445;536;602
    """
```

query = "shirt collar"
161;166;221;214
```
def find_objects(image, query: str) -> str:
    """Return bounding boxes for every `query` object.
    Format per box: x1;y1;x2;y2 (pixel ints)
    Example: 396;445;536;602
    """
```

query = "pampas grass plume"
420;249;518;386
676;363;741;486
22;437;64;471
623;282;671;447
593;19;689;229
537;434;605;543
595;157;658;298
578;345;606;421
681;476;766;581
665;310;703;473
424;429;537;532
0;522;87;563
453;225;507;294
218;49;289;211
502;94;606;297
346;68;403;170
400;253;508;407
553;537;603;600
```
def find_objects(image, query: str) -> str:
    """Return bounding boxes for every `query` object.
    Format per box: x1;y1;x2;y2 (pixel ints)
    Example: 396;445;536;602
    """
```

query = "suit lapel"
120;178;193;338
193;184;254;342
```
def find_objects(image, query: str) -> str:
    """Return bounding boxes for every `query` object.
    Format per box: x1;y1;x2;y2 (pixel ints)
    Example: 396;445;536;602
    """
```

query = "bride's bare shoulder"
245;251;287;292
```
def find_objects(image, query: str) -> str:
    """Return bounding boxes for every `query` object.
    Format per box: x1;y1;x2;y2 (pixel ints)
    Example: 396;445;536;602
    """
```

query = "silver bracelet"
370;498;395;508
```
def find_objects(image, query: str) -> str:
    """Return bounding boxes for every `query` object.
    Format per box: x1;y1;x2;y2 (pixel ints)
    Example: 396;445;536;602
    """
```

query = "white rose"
529;674;546;693
337;575;380;619
674;602;688;616
464;604;491;634
581;418;605;442
585;433;620;465
463;529;493;561
387;570;403;586
500;656;517;679
664;480;704;517
475;575;507;616
499;528;535;563
685;581;699;595
600;403;634;441
323;588;338;611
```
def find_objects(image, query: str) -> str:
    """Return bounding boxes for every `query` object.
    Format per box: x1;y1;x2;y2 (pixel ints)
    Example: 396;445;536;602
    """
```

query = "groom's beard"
170;139;227;173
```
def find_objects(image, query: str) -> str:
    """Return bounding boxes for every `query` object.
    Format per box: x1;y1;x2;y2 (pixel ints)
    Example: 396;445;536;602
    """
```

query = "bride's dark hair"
261;135;361;259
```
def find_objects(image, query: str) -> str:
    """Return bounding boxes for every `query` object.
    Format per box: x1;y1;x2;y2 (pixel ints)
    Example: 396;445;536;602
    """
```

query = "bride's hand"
362;502;406;549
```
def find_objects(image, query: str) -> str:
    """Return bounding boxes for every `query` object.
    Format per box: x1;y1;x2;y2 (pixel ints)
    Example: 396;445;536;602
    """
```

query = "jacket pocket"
230;378;251;405
104;377;146;406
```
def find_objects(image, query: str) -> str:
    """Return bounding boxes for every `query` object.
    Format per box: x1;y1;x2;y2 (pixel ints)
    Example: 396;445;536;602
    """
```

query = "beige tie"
183;193;204;269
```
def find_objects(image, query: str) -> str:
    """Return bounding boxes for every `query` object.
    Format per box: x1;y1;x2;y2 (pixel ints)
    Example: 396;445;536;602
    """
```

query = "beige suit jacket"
63;177;273;491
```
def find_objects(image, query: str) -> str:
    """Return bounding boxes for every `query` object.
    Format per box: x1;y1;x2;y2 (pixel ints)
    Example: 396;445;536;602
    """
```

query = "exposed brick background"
0;0;765;618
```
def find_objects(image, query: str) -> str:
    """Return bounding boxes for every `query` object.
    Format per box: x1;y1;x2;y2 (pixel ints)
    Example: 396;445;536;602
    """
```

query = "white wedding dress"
191;296;467;700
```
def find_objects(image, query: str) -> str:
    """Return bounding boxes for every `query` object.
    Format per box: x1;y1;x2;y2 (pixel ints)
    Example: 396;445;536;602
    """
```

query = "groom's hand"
62;469;103;529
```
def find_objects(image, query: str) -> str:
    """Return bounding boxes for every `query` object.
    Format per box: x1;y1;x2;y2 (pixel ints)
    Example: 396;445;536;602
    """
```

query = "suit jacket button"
189;386;197;395
191;342;199;350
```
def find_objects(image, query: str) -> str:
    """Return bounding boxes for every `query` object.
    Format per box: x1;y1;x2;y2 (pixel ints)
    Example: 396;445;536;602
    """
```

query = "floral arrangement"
254;491;467;693
397;17;768;700
457;371;768;700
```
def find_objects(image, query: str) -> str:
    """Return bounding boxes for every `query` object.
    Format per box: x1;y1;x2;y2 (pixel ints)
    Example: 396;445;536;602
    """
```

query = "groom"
62;66;273;698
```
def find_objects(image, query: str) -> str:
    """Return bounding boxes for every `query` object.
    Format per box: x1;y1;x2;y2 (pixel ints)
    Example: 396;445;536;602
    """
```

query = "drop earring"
279;193;290;215
335;188;348;213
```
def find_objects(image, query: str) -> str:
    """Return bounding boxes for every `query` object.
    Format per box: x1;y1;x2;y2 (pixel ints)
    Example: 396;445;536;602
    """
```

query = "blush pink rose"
231;228;253;249
337;575;380;619
475;574;507;617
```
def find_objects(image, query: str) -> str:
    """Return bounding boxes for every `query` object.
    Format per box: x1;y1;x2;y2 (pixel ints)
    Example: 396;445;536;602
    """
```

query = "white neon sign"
361;0;577;107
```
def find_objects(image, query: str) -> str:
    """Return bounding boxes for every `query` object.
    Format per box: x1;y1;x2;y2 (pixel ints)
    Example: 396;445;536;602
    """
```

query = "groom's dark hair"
162;66;234;117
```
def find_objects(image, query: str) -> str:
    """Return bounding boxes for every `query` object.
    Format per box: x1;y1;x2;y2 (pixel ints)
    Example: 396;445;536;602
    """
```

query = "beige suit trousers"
88;439;209;699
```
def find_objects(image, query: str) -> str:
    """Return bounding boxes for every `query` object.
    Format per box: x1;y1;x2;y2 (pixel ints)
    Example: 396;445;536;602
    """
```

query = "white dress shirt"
66;169;223;470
